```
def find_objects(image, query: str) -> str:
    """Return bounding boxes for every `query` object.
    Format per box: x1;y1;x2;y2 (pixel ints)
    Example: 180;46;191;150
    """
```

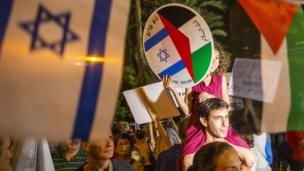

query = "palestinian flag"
143;4;213;88
231;0;304;132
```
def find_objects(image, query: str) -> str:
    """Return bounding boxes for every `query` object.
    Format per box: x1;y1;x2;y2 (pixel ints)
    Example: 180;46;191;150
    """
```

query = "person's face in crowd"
119;121;129;133
65;139;81;152
210;49;220;73
116;138;131;156
215;148;243;171
201;108;229;139
85;133;114;160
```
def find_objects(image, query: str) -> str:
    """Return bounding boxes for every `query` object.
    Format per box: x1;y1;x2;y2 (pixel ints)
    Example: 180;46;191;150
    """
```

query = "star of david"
19;4;79;56
157;49;170;62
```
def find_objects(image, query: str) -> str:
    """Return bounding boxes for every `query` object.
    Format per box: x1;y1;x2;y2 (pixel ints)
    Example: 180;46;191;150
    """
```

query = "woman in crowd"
115;133;144;171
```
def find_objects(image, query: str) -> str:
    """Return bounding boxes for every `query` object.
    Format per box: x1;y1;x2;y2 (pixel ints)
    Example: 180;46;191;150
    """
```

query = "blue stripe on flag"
158;60;185;77
0;0;13;54
72;0;112;140
144;28;168;51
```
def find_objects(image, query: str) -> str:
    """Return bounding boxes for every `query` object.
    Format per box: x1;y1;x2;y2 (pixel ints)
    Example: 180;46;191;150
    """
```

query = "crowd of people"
46;101;304;171
46;44;304;171
1;44;304;171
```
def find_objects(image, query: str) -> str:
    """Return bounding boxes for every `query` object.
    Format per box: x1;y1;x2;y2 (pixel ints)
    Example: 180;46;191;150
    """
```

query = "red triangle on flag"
239;0;297;54
158;14;194;80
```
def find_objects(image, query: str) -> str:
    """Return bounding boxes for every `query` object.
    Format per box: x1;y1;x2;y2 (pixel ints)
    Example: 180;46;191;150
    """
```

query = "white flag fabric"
0;0;130;140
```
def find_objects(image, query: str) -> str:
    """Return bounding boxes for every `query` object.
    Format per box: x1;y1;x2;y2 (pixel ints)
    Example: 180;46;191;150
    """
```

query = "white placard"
123;82;180;124
228;58;281;103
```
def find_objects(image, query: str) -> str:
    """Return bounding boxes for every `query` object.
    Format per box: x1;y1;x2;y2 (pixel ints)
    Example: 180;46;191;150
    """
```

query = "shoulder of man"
111;159;134;171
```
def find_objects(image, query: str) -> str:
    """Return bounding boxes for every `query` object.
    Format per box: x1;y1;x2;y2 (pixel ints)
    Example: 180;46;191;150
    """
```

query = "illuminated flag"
0;0;130;140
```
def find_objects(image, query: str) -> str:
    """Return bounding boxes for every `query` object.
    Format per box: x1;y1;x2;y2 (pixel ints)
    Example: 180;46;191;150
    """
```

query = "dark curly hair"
192;142;235;171
213;42;230;75
135;129;146;141
115;133;136;149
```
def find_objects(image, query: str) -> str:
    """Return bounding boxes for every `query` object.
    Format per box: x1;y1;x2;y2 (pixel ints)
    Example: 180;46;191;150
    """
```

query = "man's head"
60;139;81;153
192;142;242;171
83;132;114;161
198;98;230;139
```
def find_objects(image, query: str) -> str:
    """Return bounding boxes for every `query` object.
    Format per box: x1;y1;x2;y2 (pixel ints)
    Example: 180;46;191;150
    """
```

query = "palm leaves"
180;0;228;38
199;0;227;12
141;0;228;38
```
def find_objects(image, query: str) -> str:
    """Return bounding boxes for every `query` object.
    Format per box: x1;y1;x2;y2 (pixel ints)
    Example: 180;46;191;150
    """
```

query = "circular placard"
143;3;214;88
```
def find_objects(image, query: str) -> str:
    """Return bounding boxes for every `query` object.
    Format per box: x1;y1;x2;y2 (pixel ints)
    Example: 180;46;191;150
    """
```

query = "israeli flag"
0;0;130;140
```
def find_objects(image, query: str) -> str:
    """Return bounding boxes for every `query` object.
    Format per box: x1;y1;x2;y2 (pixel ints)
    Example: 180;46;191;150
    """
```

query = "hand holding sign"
162;75;174;91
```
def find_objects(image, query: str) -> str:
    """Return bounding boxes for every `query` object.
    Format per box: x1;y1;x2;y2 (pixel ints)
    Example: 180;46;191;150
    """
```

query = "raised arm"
162;75;191;116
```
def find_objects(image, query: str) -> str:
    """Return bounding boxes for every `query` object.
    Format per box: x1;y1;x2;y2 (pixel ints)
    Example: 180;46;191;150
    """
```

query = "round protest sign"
143;3;214;88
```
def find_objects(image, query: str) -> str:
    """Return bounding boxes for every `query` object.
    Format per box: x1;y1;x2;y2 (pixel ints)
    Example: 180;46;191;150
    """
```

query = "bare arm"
162;76;191;116
196;75;230;104
222;75;230;105
183;88;192;115
227;142;256;169
182;153;195;171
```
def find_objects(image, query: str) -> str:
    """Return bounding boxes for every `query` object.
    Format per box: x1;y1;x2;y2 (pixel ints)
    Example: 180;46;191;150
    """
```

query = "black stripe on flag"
157;5;195;28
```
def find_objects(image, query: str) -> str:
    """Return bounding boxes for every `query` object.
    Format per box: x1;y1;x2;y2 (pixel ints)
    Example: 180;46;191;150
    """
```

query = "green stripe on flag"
191;42;212;83
287;7;304;130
